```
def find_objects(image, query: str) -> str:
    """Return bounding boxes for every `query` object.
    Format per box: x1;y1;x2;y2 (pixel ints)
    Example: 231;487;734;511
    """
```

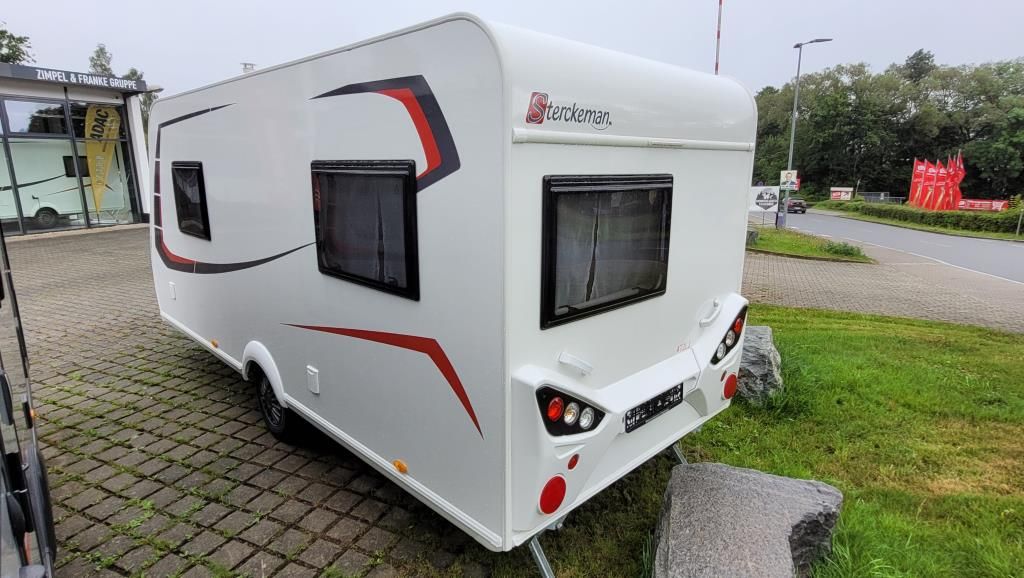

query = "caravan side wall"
149;19;509;548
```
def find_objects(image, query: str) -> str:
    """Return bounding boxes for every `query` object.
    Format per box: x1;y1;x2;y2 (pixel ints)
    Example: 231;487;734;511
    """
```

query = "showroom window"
311;160;419;300
540;174;673;328
171;162;211;240
3;99;68;135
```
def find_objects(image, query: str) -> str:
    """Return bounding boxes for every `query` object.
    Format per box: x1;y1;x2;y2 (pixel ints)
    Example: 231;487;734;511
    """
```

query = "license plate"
624;384;684;433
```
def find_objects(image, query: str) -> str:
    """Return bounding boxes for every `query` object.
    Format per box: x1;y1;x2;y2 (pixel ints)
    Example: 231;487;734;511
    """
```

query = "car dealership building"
0;63;152;235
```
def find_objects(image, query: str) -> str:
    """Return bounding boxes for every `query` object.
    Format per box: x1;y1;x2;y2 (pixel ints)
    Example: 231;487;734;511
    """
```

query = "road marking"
849;238;1024;286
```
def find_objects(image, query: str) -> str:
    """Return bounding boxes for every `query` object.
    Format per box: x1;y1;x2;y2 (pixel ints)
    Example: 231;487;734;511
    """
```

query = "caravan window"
311;160;419;300
541;174;673;329
171;162;211;240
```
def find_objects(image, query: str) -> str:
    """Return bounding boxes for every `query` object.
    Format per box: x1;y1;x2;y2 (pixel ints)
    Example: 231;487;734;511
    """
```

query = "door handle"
699;299;722;328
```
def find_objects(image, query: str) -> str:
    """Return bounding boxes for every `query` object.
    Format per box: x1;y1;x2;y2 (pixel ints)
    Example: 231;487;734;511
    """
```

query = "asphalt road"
784;210;1024;284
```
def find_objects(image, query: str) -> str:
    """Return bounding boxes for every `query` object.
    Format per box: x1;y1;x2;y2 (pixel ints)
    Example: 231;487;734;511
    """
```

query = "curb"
5;223;148;243
745;247;875;264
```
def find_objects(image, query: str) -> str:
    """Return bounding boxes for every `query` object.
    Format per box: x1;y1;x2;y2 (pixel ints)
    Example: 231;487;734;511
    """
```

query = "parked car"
787;197;807;213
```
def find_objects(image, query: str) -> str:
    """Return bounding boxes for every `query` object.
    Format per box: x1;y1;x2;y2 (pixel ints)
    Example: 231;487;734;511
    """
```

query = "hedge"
815;200;1022;233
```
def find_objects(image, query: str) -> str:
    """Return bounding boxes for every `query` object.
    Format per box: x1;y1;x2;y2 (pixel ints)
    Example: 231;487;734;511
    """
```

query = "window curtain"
553;189;668;314
320;173;407;288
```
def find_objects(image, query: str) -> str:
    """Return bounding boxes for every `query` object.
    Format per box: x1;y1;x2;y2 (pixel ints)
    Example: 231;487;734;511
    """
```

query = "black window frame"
171;161;212;241
540;174;673;329
311;159;420;301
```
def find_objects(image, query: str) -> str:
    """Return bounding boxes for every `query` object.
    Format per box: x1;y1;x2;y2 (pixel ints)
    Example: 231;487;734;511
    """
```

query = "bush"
816;200;1022;233
823;241;866;258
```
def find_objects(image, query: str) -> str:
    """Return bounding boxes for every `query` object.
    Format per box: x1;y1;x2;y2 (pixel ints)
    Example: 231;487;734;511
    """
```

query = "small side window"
62;156;89;178
311;160;419;300
171;161;211;240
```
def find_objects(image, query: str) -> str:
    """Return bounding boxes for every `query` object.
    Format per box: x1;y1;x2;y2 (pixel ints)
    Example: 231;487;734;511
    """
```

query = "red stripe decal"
286;324;483;438
375;88;442;179
161;234;196;266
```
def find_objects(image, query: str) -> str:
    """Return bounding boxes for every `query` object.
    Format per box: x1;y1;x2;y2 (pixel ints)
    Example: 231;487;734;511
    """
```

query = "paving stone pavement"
8;225;1019;578
743;244;1024;333
7;228;501;577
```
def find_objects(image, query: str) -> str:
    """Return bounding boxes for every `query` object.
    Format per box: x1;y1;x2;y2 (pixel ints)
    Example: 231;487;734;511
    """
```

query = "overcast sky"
5;0;1024;96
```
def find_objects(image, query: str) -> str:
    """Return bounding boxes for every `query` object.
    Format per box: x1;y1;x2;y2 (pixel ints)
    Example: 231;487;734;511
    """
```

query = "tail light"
536;387;604;436
711;306;748;365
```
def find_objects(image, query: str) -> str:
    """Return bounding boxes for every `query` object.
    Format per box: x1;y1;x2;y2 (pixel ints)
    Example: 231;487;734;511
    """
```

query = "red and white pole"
715;0;724;75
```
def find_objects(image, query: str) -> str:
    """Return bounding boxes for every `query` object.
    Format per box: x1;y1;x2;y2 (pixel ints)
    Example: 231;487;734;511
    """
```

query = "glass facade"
0;96;140;234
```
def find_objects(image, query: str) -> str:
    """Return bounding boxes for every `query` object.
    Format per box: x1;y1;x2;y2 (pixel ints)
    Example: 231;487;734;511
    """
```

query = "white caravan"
0;139;130;228
149;13;756;563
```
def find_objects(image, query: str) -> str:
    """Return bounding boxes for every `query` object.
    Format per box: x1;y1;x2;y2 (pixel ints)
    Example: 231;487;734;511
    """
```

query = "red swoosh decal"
286;324;483;438
375;88;441;180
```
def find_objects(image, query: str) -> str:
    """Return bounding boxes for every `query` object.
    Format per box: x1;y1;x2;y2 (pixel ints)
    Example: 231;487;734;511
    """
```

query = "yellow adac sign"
84;105;121;215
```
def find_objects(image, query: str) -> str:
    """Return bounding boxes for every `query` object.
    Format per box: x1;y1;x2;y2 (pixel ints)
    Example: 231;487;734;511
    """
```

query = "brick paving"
9;225;1021;577
7;228;494;577
743;244;1024;333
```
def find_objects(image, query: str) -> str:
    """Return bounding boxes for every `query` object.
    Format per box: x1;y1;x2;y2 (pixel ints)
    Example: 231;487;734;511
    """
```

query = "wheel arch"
241;341;289;409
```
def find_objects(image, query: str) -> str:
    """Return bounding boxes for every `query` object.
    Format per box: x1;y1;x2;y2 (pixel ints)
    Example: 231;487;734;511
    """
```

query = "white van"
148;13;756;565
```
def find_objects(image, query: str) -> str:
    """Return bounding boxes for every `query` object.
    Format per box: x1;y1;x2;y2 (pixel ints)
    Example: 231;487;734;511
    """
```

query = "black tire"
34;209;59;229
254;369;305;443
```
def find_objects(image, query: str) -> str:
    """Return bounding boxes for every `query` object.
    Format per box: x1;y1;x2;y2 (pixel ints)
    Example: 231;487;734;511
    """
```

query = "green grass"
401;306;1023;577
750;226;874;262
686;306;1024;577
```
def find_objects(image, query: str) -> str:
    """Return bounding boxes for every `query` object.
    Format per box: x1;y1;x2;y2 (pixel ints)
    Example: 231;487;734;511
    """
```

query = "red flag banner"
909;159;926;206
922;161;938;209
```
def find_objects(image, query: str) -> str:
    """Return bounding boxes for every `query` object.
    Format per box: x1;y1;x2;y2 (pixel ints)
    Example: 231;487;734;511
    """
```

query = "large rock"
654;463;843;578
738;325;783;404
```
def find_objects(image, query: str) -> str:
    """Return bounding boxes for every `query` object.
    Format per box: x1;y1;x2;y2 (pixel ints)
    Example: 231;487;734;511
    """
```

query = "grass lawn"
749;226;874;263
413;306;1023;577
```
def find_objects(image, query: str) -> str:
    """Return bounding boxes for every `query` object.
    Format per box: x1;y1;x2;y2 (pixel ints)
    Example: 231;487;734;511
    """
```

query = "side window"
541;174;673;328
171;161;211;240
311;160;419;300
62;156;89;178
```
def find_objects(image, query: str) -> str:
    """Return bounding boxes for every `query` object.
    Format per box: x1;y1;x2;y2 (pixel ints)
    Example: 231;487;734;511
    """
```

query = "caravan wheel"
255;372;303;443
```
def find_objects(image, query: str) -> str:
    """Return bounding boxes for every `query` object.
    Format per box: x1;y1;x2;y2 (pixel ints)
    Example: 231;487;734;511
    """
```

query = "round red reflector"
733;317;744;334
568;454;579;470
539;475;567;514
724;374;738;400
547;397;564;422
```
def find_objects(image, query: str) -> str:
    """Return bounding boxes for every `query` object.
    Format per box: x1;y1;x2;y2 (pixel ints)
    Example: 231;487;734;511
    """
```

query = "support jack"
528;533;556;578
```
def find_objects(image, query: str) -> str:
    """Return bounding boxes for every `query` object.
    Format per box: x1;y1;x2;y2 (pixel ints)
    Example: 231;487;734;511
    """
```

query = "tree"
88;45;157;135
123;67;157;131
754;52;1024;200
0;23;33;64
89;43;114;75
898;49;936;83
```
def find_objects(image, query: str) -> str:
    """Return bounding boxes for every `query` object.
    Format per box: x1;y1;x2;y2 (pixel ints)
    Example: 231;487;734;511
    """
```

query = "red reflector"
734;317;744;334
547;397;564;422
568;454;579;470
724;374;738;400
539;475;567;514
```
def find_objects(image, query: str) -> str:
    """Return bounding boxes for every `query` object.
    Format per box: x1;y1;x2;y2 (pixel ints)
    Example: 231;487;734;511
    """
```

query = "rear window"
541;174;673;329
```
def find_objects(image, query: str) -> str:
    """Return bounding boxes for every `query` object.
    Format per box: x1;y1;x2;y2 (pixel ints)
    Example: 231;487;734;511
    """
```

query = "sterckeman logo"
525;91;612;130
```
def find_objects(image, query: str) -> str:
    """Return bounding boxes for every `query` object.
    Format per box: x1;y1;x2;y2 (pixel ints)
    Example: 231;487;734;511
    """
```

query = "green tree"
754;52;1024;200
89;43;114;75
0;23;33;64
88;45;157;135
123;67;157;131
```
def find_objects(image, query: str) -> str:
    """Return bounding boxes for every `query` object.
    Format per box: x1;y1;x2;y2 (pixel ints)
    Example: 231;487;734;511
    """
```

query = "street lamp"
779;37;832;228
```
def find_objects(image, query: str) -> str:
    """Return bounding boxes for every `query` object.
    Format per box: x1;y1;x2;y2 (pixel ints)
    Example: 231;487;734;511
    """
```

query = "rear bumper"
507;293;747;547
